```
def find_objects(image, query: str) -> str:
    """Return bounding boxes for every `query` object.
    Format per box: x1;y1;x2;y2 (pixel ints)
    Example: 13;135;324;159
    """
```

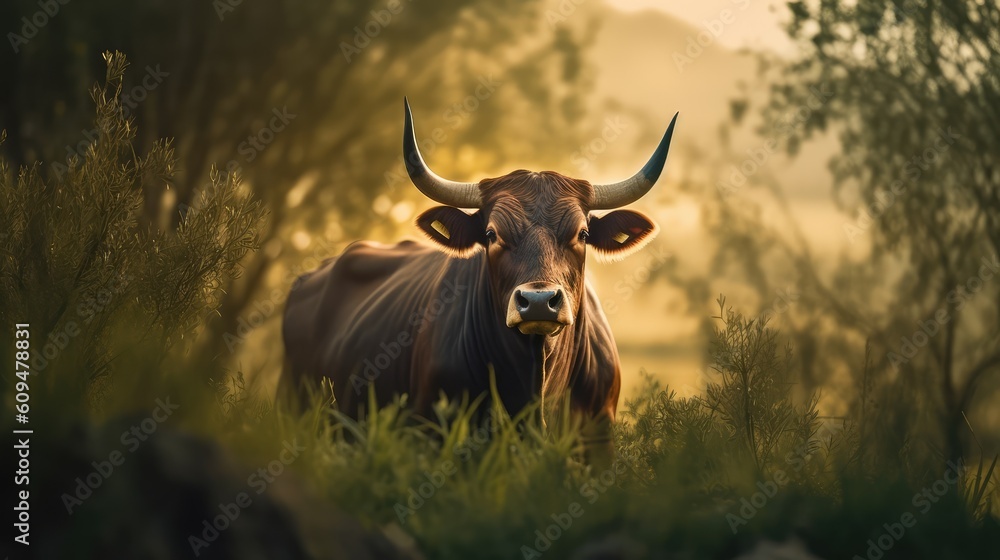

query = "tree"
0;0;597;375
731;0;1000;467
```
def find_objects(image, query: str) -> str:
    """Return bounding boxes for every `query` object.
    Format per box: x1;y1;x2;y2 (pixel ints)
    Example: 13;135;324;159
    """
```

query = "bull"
281;99;677;457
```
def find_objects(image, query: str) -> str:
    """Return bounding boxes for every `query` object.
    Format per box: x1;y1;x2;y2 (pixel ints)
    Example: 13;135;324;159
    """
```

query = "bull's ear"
416;206;483;257
587;210;658;262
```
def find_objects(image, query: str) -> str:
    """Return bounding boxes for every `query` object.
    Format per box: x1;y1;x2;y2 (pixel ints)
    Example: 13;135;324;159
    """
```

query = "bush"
0;52;265;422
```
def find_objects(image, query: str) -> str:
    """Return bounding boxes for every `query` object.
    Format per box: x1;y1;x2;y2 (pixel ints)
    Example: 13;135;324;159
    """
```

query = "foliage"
703;296;818;471
0;52;265;416
0;0;600;375
701;0;1000;477
210;300;997;560
616;296;819;491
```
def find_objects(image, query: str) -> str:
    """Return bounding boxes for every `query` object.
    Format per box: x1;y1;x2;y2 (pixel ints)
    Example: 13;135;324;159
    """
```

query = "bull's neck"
459;252;583;418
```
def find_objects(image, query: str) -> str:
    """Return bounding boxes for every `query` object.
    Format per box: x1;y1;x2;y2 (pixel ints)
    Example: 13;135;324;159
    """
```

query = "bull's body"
282;239;621;425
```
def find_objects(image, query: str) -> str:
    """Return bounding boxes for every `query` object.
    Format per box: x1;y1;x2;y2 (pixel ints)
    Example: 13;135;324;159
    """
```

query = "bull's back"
280;240;446;409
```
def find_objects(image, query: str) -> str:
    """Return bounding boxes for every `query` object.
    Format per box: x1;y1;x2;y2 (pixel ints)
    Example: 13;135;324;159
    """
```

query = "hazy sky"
605;0;795;54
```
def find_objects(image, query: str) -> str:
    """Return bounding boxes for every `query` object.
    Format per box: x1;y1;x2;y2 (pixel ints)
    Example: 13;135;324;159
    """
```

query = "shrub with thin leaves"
0;52;265;417
616;296;821;500
704;295;819;472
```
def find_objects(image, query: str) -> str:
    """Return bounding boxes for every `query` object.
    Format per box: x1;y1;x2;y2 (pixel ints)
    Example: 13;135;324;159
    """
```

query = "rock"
571;533;648;560
731;537;826;560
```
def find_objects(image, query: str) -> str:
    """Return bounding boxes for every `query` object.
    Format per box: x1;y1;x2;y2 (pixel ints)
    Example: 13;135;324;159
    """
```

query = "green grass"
164;298;996;559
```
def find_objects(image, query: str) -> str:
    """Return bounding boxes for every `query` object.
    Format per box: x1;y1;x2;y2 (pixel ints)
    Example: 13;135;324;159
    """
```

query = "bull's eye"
578;229;589;242
485;229;497;243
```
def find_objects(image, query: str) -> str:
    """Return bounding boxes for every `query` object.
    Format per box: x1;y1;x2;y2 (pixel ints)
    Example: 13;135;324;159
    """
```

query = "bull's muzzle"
506;282;574;336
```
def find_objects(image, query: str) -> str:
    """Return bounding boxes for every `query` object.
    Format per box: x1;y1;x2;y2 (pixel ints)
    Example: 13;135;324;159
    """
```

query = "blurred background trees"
720;0;1000;469
0;0;597;375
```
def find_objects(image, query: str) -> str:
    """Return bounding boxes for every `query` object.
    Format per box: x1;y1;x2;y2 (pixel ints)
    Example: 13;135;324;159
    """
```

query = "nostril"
515;290;529;311
548;290;563;311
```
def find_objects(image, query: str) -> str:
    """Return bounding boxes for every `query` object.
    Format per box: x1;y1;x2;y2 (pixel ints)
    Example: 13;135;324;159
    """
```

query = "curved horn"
403;98;481;208
592;112;678;209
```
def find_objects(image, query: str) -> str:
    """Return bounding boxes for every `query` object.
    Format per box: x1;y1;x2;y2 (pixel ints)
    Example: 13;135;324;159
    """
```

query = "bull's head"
403;99;677;337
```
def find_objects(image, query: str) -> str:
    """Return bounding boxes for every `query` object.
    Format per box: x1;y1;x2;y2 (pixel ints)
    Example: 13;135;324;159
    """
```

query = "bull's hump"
339;239;440;282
